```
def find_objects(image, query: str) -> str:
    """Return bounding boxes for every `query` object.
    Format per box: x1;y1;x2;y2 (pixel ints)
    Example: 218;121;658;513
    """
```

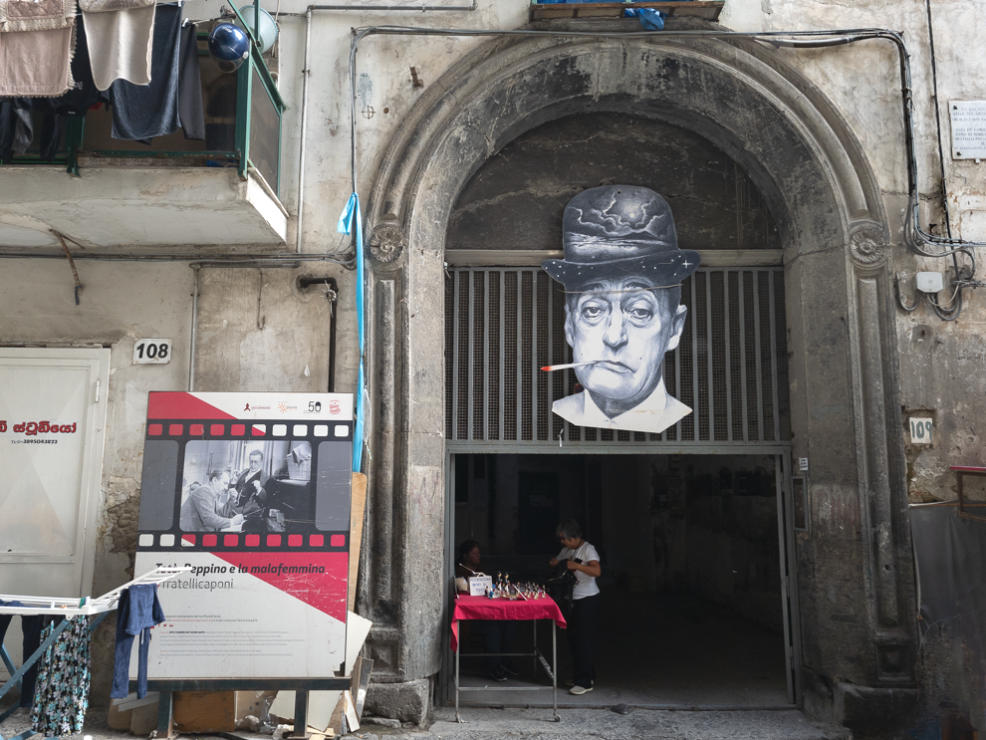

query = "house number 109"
133;338;172;365
909;417;933;444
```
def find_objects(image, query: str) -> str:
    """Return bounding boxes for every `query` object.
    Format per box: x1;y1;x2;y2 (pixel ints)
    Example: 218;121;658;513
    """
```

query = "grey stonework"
363;17;915;734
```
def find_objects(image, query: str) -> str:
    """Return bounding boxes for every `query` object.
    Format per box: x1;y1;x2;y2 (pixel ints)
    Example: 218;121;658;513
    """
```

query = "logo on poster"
329;400;341;415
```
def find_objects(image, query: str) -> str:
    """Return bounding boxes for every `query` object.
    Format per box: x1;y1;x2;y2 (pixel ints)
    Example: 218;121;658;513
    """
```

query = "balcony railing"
3;22;285;199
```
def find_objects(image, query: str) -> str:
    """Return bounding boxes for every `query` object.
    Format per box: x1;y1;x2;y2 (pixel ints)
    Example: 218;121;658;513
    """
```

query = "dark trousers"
0;614;41;707
475;619;518;671
567;594;600;688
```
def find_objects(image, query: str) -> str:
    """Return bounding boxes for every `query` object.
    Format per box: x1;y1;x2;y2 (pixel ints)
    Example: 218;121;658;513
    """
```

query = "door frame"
0;347;111;598
439;445;800;708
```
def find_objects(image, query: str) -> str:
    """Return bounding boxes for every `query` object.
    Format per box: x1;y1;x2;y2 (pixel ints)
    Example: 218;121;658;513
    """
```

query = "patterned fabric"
0;0;75;32
30;616;91;737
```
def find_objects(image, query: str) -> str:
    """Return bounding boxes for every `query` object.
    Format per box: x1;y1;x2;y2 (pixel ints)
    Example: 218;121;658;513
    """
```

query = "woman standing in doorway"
549;520;601;695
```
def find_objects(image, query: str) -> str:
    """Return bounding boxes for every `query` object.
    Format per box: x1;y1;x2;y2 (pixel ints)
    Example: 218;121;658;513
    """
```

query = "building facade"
1;0;984;736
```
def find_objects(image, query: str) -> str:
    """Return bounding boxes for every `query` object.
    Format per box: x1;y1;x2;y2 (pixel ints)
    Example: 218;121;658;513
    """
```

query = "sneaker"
488;667;507;682
564;678;592;687
569;684;593;695
502;662;521;677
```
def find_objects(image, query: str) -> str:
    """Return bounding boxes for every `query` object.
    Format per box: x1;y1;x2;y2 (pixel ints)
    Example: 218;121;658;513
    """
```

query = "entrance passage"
445;452;792;708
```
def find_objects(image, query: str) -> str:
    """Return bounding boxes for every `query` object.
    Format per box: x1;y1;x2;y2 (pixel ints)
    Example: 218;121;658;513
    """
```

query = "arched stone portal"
361;20;915;727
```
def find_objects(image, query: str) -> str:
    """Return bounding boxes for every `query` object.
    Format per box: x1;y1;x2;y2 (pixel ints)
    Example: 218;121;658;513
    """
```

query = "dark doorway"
447;452;792;708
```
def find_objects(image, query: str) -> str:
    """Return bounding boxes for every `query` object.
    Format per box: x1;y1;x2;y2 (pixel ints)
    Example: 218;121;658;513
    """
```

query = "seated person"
180;470;245;532
232;450;270;514
456;540;519;682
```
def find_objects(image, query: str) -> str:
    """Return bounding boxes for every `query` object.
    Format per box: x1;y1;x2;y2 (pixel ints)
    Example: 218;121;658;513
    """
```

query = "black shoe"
502;662;521;677
488;667;508;682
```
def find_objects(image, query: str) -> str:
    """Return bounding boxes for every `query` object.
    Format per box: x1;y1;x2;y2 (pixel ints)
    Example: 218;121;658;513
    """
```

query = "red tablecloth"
450;595;567;652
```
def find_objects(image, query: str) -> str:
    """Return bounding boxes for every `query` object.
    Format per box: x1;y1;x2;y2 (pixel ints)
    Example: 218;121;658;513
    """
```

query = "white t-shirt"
556;540;600;600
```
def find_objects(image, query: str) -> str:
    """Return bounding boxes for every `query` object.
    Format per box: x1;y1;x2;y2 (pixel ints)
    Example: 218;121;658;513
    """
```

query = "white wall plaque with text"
950;101;986;159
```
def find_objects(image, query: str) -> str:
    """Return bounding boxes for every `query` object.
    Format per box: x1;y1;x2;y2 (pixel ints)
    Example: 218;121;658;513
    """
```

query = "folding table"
449;595;567;723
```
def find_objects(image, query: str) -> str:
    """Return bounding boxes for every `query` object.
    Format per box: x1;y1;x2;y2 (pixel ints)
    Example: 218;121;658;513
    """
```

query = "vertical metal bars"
446;267;788;449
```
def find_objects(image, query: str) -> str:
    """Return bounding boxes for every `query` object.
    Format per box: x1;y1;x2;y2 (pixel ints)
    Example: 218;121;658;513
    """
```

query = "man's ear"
666;304;688;352
564;305;575;348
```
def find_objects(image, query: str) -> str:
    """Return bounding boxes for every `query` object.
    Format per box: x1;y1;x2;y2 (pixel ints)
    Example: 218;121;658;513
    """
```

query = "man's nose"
603;306;628;348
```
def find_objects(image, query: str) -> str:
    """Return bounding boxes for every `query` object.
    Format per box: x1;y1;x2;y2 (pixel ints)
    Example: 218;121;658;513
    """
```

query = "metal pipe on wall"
293;1;476;255
295;7;313;255
189;265;200;392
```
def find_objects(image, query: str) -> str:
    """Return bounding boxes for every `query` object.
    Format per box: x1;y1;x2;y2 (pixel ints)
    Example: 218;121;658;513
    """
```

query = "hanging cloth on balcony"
82;0;157;92
0;0;76;98
177;21;205;140
32;20;106;118
0;99;33;163
109;3;183;140
0;0;74;32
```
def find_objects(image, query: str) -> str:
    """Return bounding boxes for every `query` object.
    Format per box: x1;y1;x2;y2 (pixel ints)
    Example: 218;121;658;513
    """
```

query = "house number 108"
133;338;172;365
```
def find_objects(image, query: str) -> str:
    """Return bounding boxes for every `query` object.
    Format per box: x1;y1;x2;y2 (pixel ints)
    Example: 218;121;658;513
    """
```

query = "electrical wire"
348;25;986;323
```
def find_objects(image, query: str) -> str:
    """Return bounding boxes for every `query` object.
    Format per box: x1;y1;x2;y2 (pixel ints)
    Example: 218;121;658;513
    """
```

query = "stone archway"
361;20;914;726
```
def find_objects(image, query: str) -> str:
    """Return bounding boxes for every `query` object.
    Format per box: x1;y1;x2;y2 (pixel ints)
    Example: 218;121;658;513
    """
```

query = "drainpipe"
292;1;477;255
189;265;200;392
295;6;313;255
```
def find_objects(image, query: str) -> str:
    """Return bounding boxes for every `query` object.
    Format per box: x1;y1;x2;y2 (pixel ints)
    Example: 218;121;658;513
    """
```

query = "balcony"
0;27;287;250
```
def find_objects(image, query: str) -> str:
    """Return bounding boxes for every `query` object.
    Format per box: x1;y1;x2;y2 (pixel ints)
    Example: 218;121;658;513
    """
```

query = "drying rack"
0;566;191;740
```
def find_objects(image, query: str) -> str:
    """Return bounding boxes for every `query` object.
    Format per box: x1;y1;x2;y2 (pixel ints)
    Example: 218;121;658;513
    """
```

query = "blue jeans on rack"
110;585;165;699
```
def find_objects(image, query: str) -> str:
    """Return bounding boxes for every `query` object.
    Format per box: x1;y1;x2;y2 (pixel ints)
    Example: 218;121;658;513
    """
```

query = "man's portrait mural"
542;185;700;434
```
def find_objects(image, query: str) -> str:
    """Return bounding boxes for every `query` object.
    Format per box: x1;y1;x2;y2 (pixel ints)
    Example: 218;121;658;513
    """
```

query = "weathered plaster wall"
2;0;984;729
0;259;192;700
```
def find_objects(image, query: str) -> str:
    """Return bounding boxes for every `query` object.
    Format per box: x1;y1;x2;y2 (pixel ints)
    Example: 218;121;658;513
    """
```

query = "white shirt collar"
581;379;672;429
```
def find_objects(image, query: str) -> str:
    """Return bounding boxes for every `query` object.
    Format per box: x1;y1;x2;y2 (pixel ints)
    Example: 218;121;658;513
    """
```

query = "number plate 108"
133;338;172;365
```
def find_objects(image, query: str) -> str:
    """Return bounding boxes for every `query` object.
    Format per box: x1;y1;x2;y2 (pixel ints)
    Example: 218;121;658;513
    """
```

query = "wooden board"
349;472;367;610
531;1;723;21
173;690;236;733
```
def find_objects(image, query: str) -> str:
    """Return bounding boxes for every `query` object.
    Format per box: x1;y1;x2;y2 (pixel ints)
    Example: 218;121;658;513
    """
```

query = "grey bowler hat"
542;185;701;288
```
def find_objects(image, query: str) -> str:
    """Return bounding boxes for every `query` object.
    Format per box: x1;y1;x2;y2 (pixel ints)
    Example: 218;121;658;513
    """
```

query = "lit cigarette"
540;362;595;372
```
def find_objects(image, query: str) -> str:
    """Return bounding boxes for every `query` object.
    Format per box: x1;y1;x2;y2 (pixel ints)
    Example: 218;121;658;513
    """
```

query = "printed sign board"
469;575;493;597
134;392;353;679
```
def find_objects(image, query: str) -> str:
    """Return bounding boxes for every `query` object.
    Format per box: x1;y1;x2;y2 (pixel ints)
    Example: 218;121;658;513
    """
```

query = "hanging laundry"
110;584;165;700
109;3;183;141
0;0;77;98
35;19;106;116
0;0;74;32
0;600;42;708
29;616;91;737
81;0;157;92
0;99;33;163
178;22;205;140
0;0;77;97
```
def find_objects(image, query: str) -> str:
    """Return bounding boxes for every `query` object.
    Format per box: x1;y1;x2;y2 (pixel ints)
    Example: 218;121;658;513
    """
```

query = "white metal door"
0;348;110;597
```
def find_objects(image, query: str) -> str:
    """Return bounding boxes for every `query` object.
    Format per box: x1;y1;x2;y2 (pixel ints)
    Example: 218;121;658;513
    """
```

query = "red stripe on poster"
147;392;238;421
211;551;349;622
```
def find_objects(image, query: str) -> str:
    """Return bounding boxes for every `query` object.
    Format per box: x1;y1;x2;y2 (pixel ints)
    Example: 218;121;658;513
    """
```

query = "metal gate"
445;266;791;451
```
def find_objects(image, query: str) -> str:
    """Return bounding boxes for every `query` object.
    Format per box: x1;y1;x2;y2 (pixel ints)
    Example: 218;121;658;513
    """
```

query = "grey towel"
178;22;205;140
109;3;182;140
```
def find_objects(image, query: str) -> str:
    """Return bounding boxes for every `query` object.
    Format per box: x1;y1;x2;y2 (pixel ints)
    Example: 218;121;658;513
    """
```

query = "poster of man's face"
543;185;700;434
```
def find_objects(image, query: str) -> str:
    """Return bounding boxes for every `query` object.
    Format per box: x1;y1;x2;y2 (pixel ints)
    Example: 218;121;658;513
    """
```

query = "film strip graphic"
138;417;353;554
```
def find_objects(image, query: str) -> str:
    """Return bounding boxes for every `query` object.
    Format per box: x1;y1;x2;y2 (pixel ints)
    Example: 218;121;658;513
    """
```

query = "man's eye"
628;306;654;321
580;305;603;319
